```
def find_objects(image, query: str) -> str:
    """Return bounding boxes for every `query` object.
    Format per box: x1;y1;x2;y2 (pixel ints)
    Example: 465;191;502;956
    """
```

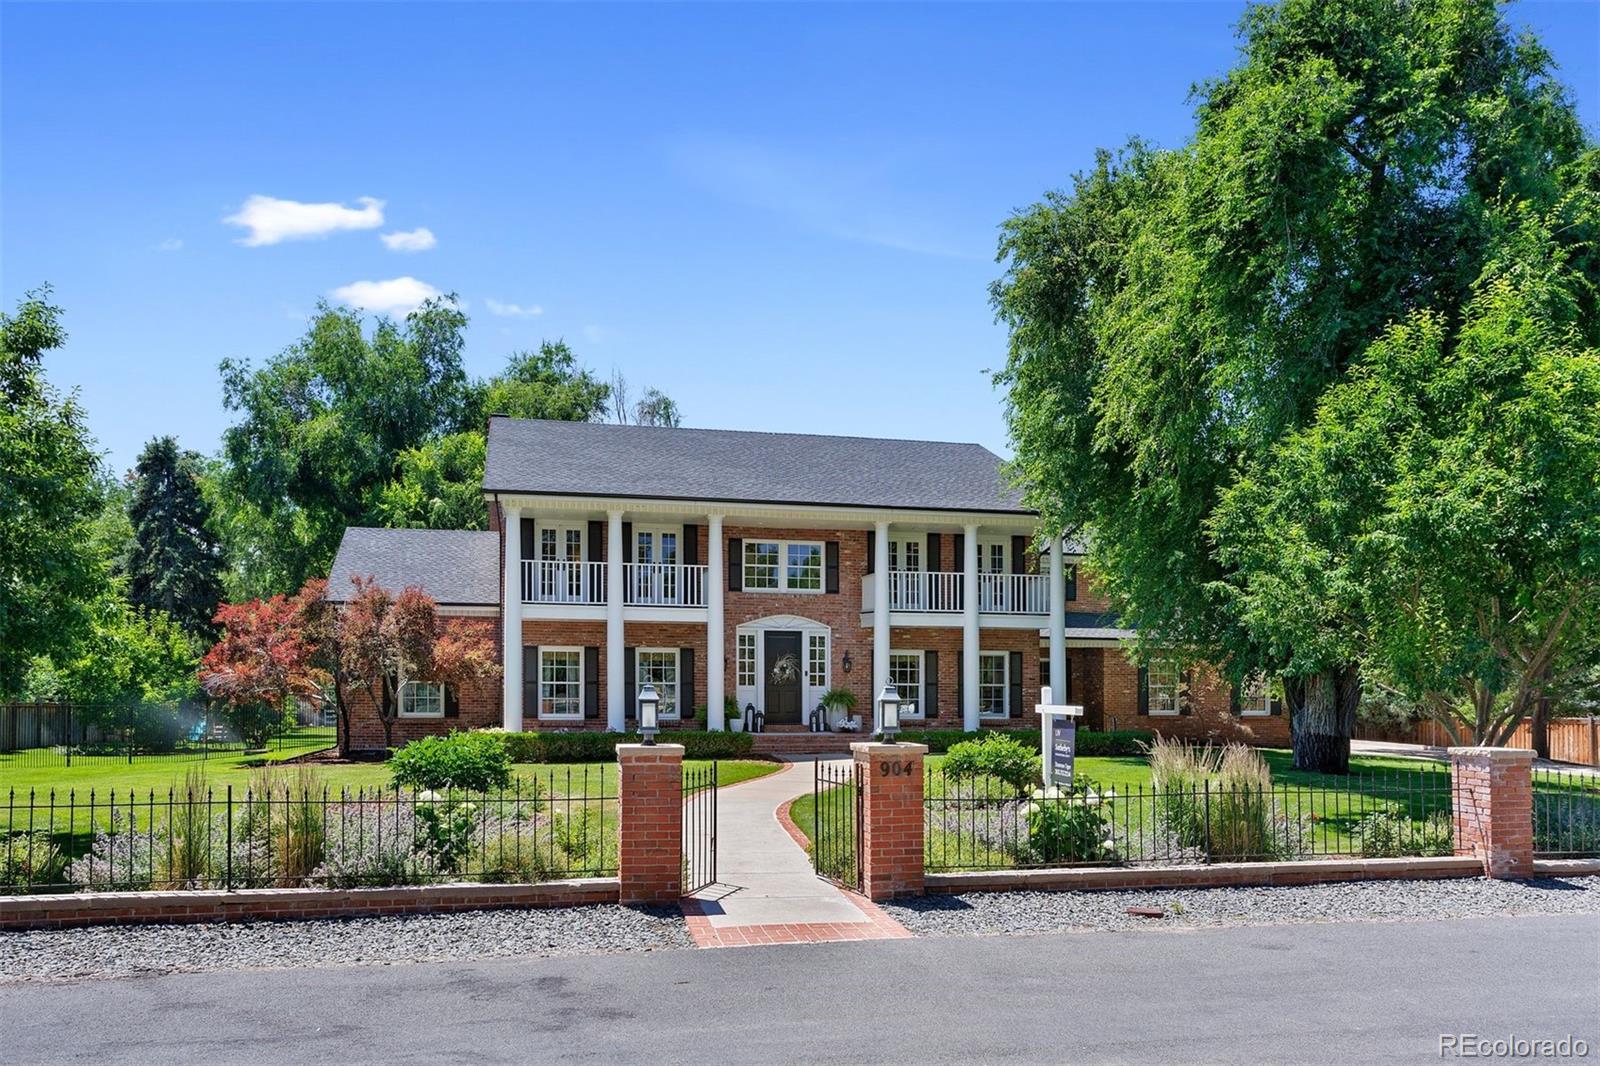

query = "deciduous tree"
199;593;327;747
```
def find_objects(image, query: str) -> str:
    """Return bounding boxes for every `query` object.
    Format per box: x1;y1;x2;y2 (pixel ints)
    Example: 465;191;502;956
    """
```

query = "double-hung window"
539;648;583;719
888;651;923;718
399;681;444;718
1147;659;1182;716
637;649;680;719
978;652;1008;718
1239;674;1273;717
743;539;824;593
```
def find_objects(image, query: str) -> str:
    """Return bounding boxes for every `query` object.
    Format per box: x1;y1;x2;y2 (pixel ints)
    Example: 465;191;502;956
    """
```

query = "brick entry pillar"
618;743;684;904
853;741;928;900
1449;746;1534;879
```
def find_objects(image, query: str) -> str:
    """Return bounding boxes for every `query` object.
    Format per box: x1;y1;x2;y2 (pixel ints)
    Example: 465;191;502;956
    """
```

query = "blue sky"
4;2;1596;476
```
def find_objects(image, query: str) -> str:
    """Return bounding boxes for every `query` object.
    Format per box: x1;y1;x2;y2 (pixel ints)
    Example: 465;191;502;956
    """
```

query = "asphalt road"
3;914;1596;1065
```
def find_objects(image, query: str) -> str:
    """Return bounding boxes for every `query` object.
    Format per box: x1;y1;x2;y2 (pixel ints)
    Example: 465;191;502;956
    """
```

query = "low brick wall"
0;878;619;932
925;856;1486;894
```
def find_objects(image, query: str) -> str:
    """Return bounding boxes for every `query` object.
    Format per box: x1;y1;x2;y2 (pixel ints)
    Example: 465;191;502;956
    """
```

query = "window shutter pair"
584;647;600;719
728;538;743;591
680;648;696;718
825;541;840;594
522;646;540;719
1137;666;1149;716
923;650;939;720
624;647;637;720
1008;651;1023;719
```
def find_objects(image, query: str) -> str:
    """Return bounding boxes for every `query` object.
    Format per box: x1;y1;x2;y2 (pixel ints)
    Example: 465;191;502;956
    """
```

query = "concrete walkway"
682;758;908;947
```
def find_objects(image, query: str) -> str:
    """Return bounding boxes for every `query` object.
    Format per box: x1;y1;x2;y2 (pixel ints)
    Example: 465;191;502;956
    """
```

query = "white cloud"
157;238;184;252
329;277;441;315
485;298;544;318
381;227;437;252
224;195;384;246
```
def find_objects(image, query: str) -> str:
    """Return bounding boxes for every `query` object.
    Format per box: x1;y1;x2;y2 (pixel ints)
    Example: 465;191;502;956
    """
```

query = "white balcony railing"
522;560;606;605
862;570;1051;615
623;563;708;607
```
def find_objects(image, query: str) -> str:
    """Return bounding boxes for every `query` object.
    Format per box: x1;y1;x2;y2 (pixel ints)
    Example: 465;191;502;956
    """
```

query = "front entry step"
750;732;859;756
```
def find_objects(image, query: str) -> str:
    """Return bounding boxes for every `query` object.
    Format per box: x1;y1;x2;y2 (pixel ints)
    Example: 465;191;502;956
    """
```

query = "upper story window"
888;537;921;572
743;539;824;593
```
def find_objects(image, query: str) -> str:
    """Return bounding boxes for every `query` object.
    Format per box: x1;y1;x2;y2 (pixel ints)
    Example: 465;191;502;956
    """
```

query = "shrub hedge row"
907;727;1152;756
499;730;756;763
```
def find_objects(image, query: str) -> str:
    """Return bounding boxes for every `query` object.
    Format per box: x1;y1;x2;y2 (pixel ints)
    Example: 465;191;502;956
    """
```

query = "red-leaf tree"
199;593;328;748
336;577;501;749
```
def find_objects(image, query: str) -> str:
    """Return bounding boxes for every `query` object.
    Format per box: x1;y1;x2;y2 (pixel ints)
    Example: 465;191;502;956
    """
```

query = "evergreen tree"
125;436;225;637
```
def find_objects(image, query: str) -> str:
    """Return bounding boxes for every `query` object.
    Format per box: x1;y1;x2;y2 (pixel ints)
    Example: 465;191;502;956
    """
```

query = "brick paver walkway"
681;758;911;948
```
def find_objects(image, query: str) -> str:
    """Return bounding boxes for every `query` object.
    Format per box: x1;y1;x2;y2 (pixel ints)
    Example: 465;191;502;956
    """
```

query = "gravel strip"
884;876;1600;937
0;904;693;985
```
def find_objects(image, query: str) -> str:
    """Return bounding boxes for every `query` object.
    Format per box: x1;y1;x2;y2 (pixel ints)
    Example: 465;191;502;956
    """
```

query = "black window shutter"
1040;655;1051;688
522;646;540;719
587;521;603;563
1008;651;1023;718
381;680;396;718
952;533;966;610
584;647;600;718
520;517;536;560
1229;683;1242;717
927;533;942;573
1180;670;1193;716
728;538;743;591
680;648;696;718
1066;564;1078;602
1270;681;1284;716
1011;535;1027;574
1062;655;1073;702
1137;666;1149;715
924;650;939;720
444;684;460;718
624;647;637;720
865;530;875;574
825;541;840;593
621;522;633;564
683;524;699;567
955;661;963;720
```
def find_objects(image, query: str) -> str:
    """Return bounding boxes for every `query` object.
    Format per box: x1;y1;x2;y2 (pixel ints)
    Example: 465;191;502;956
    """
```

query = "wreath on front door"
769;653;801;686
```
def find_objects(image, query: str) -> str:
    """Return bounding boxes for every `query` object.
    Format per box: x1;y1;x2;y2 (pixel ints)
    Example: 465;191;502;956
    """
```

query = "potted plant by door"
819;686;859;732
725;696;744;733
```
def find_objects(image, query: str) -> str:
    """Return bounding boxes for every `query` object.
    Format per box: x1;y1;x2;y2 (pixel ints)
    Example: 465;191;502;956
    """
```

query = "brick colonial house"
328;417;1288;752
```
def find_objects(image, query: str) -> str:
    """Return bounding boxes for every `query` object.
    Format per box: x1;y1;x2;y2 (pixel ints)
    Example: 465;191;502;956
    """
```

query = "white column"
1048;534;1067;706
502;504;524;732
706;514;726;731
606;510;626;730
962;522;980;732
872;520;891;734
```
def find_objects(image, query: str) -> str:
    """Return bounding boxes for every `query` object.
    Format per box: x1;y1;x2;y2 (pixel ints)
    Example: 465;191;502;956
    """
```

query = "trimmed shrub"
390;731;514;793
1024;784;1115;865
1360;810;1454;858
913;727;1151;756
943;734;1041;797
498;730;754;763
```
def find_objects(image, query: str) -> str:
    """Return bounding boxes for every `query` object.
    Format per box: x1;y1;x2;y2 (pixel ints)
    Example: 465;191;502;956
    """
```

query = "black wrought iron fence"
812;760;861;889
924;767;1457;872
0;702;334;768
1;770;616;893
1534;769;1600;858
682;761;718;893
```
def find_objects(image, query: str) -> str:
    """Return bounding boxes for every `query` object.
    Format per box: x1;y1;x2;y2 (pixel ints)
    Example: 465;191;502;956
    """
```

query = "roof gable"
326;528;499;605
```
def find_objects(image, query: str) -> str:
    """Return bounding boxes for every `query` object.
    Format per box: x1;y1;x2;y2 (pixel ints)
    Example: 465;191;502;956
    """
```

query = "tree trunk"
1530;695;1551;759
1286;664;1360;774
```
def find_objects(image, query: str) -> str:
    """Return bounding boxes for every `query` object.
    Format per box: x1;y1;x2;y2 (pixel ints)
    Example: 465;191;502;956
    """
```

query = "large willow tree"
992;0;1594;771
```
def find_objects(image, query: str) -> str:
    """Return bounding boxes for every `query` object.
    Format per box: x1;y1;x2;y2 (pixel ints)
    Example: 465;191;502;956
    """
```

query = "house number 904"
879;760;916;776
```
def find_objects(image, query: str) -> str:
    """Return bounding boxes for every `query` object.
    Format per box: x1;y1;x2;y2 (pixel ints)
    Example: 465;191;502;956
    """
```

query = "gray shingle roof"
326;528;499;606
483;417;1029;514
1041;611;1136;643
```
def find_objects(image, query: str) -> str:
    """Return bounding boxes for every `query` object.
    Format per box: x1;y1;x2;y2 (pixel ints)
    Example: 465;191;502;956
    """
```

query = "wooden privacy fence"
1356;717;1599;768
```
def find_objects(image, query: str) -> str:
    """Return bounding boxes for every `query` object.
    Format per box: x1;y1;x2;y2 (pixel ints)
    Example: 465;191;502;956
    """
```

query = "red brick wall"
339;617;503;751
1074;648;1291;745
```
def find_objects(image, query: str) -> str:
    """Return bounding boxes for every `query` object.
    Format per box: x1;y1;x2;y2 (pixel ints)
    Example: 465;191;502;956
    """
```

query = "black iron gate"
812;759;862;890
682;760;718;893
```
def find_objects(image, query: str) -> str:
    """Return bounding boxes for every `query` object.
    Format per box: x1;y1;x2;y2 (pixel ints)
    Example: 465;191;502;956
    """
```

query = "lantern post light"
638;682;661;746
877;682;902;743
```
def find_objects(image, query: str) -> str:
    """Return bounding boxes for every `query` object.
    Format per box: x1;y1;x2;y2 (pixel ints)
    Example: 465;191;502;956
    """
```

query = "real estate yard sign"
1037;704;1083;789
